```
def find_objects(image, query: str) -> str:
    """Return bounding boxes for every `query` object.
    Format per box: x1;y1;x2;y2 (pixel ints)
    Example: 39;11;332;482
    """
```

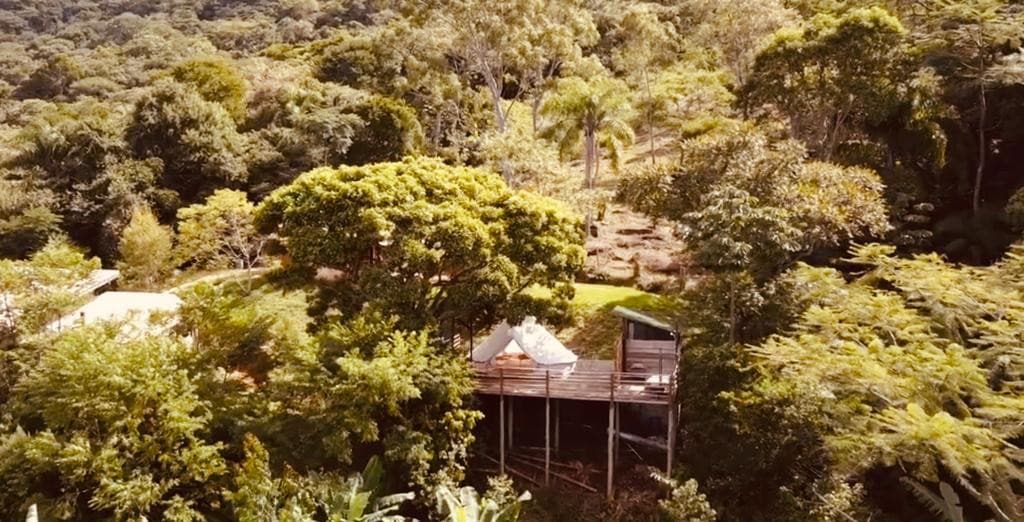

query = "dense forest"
1;0;1024;520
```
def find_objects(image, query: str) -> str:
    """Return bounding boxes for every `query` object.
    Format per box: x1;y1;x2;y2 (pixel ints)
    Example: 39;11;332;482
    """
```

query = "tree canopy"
2;0;1024;520
256;157;585;332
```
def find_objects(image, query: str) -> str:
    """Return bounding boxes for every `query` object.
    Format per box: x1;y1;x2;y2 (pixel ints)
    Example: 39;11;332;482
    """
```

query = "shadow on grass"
562;289;673;361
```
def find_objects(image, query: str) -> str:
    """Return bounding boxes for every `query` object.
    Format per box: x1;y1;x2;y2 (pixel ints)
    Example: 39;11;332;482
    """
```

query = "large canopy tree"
743;243;1024;520
128;79;248;205
0;325;226;520
744;7;944;167
416;0;598;135
914;0;1024;213
255;157;586;334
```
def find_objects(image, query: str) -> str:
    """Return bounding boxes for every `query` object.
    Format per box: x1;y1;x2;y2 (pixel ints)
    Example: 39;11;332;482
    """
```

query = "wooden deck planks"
473;362;674;405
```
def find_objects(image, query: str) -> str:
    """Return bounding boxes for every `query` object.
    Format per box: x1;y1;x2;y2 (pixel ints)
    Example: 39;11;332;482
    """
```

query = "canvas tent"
472;316;578;368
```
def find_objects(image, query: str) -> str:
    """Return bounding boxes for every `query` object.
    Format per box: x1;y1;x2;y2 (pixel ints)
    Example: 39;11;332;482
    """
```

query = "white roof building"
48;291;183;336
472;316;578;368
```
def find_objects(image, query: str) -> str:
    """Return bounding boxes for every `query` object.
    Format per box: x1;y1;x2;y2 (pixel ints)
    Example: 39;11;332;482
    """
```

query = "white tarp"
48;291;183;334
472;316;578;366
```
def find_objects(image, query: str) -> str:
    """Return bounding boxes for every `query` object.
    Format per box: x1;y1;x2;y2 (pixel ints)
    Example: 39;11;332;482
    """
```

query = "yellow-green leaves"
256;157;584;332
748;244;1024;518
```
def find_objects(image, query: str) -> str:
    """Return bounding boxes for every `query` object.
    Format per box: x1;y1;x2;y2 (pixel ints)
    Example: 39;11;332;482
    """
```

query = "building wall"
623;339;677;373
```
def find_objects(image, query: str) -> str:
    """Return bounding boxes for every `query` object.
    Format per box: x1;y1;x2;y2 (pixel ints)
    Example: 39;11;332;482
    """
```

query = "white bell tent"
472;316;578;368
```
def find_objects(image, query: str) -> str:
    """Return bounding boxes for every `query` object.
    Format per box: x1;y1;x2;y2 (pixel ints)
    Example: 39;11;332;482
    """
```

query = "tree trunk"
583;130;596;234
645;68;656;164
482;67;507;133
583;130;595;190
532;95;542;136
973;81;987;215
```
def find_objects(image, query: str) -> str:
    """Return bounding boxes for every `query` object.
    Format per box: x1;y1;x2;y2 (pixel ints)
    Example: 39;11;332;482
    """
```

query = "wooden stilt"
554;400;560;453
499;369;505;475
614;403;621;465
508;396;514;450
607;374;616;499
545;370;551;486
666;380;676;476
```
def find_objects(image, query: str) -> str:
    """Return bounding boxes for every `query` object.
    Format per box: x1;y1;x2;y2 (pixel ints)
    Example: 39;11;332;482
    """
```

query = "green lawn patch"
559;283;671;360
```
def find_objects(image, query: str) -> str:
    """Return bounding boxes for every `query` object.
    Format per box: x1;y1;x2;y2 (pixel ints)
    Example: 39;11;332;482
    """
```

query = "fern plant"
901;478;964;522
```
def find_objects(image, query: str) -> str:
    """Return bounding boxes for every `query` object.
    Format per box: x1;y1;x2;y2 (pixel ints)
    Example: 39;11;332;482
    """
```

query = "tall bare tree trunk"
583;130;596;235
973;81;987;214
479;59;507;133
645;68;656;164
583;130;595;190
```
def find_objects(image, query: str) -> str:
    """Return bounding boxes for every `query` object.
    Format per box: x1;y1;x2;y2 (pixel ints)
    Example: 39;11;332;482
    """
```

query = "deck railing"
473;366;675;405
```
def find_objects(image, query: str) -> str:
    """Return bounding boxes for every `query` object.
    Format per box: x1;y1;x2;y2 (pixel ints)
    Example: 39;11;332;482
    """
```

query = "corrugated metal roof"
611;306;675;333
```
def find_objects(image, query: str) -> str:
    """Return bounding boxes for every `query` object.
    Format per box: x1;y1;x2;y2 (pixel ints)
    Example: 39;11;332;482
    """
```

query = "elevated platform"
473;359;674;405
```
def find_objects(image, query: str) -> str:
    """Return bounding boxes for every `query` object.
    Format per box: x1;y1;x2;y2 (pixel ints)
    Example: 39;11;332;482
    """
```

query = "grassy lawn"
559;283;672;360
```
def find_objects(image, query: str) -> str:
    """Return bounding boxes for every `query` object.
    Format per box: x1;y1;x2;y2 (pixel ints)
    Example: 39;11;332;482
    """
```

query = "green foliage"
634;64;735;138
265;314;482;494
741;243;1024;520
117;206;174;289
0;238;99;344
915;0;1024;213
5;99;155;257
623;121;890;520
420;0;598;134
435;481;531;522
128;79;247;203
175;189;265;271
176;281;279;376
0;178;60;258
15;54;83;100
682;0;799;86
164;57;248;122
652;474;717;522
541;75;634;190
344;95;424;165
620;121;890;278
0;325;226;520
745;7;944;165
901;478;965;522
317;28;408;93
230;434;413;521
1006;186;1024;230
256;157;585;332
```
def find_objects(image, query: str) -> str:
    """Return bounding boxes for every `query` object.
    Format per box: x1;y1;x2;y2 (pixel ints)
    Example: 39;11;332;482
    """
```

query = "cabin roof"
70;269;120;295
472;316;578;366
612;306;676;334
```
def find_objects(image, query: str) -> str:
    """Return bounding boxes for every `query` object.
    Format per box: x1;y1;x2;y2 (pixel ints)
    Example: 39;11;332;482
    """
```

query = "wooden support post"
499;369;505;475
554;400;560;453
614;402;621;465
607;374;616;499
545;370;551;486
666;379;676;477
508;396;514;450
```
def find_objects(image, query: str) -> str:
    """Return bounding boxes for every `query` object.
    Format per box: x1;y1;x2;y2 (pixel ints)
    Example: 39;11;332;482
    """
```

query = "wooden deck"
473;359;674;405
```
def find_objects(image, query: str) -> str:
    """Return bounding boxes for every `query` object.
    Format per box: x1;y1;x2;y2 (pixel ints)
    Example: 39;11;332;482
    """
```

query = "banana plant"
318;457;414;522
435;485;531;522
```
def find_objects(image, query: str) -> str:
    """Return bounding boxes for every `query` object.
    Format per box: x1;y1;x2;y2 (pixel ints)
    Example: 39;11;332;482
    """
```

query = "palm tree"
541;76;635;192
